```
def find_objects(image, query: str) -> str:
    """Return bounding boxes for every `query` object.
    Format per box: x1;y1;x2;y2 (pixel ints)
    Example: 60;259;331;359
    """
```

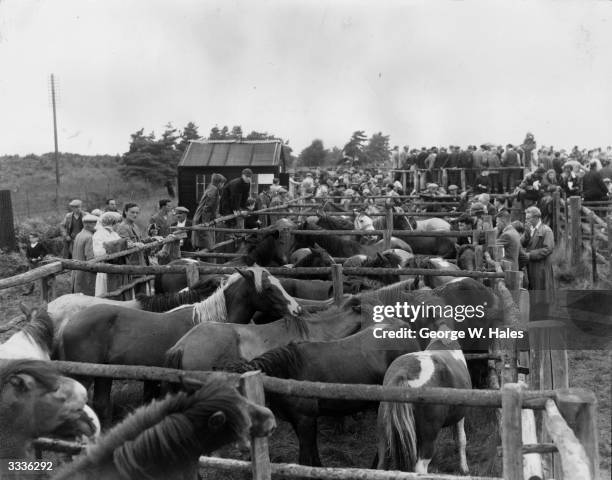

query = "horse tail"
378;376;417;471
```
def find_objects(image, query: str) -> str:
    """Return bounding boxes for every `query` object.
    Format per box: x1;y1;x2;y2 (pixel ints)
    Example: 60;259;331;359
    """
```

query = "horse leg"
293;415;322;467
456;418;469;475
93;377;113;428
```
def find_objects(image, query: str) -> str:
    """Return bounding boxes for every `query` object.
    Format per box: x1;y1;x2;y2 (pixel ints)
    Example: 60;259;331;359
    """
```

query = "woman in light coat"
92;212;122;296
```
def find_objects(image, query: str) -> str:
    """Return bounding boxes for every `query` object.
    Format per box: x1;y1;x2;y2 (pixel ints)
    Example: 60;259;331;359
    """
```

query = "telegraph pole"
50;74;60;209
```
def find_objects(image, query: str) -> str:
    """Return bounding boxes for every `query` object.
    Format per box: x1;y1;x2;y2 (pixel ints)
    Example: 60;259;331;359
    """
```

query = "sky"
0;0;611;156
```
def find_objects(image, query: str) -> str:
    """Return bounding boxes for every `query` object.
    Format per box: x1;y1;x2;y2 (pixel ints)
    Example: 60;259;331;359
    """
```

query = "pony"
46;277;223;341
0;359;96;461
290;243;336;280
0;304;55;360
376;325;471;474
222;320;421;466
164;296;364;376
292;221;412;258
51;375;276;480
157;228;291;293
58;267;301;425
277;277;334;300
355;208;456;258
0;306;101;445
342;251;403;292
456;244;477;271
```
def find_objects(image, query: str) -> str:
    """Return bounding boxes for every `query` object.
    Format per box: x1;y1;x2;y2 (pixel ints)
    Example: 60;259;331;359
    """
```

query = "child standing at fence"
22;232;48;295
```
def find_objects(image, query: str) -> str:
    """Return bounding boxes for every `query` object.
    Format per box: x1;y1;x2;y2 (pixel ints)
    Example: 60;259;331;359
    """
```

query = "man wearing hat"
71;214;98;295
60;199;89;259
219;168;253;225
170;207;192;252
495;208;521;271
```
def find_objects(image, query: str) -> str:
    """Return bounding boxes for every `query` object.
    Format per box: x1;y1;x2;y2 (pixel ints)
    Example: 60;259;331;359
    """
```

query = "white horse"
359;205;451;232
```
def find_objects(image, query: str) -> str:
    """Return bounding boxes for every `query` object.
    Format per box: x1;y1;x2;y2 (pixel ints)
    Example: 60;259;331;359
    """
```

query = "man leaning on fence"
192;173;226;250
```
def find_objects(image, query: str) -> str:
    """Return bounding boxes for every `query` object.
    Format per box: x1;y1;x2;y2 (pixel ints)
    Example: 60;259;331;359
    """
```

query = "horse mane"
295;223;363;257
0;359;59;391
21;310;55;356
136;278;222;312
53;379;249;480
244;229;279;265
317;214;354;230
191;267;269;323
223;344;303;379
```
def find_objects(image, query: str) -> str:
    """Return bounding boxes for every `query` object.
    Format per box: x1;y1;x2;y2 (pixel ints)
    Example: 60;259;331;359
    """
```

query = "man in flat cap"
220;168;253;227
60;199;89;259
495;208;521;271
71;214;97;295
170;206;192;252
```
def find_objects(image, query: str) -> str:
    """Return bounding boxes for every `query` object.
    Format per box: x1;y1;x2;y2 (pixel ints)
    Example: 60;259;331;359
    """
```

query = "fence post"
441;168;448;188
185;262;199;288
474;245;484;271
590;214;597;283
413;170;420;192
39;275;56;303
501;383;524;480
280;228;292;265
528;320;568;478
331;263;344;305
460;169;467;192
569;196;582;269
553;190;561;241
384;207;393;250
239;371;272;480
401;171;407;192
236;215;245;230
0;190;17;252
554;388;599;480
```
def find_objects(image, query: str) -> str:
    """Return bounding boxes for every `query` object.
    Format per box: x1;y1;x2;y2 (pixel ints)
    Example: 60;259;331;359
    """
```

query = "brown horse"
58;267;301;425
157;228;291;293
223;320;421;466
376;325;472;474
51;374;276;480
164;297;364;375
0;359;95;461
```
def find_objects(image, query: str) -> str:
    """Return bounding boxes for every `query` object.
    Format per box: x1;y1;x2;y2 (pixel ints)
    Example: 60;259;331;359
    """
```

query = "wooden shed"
177;139;289;214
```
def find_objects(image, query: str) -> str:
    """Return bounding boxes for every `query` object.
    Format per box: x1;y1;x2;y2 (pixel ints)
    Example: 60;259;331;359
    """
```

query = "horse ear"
235;268;252;282
19;302;31;318
208;411;227;431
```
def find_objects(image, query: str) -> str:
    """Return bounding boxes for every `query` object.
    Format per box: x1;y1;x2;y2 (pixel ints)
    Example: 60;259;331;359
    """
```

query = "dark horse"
292;221;412;258
157;228;290;293
223;320;420;466
52;375;276;480
58;267;301;425
291;243;336;280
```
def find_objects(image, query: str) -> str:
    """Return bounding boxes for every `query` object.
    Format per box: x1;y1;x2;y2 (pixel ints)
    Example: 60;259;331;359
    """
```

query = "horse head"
354;213;375;231
0;360;96;451
236;267;302;317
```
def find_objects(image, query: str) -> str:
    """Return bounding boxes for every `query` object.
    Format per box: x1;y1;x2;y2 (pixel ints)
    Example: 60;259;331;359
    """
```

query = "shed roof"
178;139;285;168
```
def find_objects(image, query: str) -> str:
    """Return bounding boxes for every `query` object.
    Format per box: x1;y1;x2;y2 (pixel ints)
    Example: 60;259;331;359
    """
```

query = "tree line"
120;123;392;185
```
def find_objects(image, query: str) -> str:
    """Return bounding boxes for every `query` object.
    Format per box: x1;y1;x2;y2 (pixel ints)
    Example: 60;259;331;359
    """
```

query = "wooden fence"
0;192;601;479
21;361;598;480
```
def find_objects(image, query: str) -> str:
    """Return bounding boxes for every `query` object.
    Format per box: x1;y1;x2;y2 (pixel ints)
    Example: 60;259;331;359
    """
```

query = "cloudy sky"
0;0;611;156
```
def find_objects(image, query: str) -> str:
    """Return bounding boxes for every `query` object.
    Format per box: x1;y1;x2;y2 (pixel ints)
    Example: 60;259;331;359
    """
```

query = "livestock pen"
0;196;603;479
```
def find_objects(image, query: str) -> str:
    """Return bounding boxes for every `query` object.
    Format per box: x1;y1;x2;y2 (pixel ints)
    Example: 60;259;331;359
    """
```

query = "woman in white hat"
92;212;123;296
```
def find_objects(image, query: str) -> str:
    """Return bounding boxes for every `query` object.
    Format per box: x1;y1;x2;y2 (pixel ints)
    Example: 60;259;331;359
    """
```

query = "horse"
157;228;291;293
0;304;55;360
376;324;471;474
46;277;223;340
290;243;336;280
0;306;101;445
342;251;403;293
51;375;276;480
277;277;334;300
0;359;97;461
292;221;412;258
456;244;477;271
164;296;364;376
223;320;421;466
58;267;302;425
355;209;456;257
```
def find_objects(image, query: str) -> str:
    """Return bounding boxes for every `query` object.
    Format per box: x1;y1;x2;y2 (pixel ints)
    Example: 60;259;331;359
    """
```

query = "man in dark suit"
495;208;521;271
219;168;253;226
